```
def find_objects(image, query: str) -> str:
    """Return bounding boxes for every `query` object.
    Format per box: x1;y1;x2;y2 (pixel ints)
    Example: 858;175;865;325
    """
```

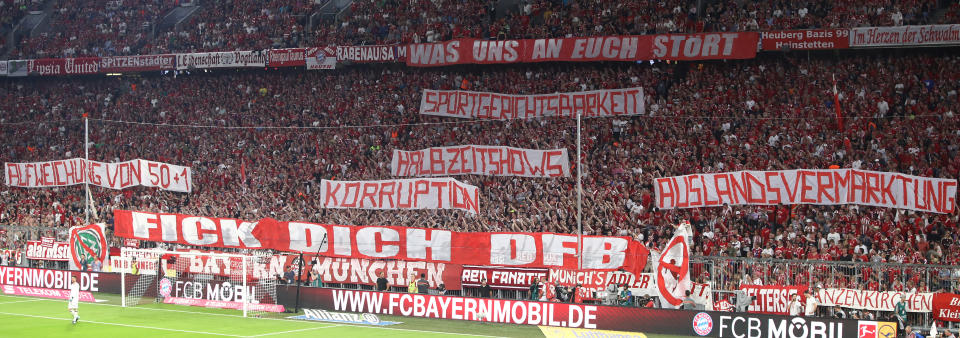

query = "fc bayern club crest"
69;224;108;269
692;312;714;336
159;278;172;298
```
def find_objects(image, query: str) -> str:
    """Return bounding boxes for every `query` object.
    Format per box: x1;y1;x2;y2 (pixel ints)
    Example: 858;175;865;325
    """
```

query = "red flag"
833;75;843;130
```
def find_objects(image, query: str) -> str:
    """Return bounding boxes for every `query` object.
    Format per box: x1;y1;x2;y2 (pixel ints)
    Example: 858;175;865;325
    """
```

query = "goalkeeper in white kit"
69;275;80;324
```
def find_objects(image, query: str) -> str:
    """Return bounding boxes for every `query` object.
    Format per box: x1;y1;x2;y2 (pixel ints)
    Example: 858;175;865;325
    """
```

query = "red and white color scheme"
163;297;285;312
740;285;807;315
305;47;337;70
267;48;306;67
652;222;693;309
24;239;70;261
391;145;570;178
461;266;548;290
654;169;958;214
0;266;104;292
320;178;480;214
337;45;404;63
5;158;193;193
100;54;176;72
760;29;850;50
2;284;97;302
850;24;960;47
933;293;960;322
817;288;932;313
68;224;109;270
420;87;644;119
176;51;267;70
112;210;650;275
405;33;758;66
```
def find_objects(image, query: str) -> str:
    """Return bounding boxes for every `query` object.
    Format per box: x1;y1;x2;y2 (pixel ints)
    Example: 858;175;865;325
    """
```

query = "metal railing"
691;256;960;329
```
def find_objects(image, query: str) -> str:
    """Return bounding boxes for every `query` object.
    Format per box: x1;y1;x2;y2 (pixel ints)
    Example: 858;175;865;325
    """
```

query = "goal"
119;247;280;317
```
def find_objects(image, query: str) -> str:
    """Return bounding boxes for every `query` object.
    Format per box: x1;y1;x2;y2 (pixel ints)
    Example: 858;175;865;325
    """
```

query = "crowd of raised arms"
2;0;958;58
0;0;959;293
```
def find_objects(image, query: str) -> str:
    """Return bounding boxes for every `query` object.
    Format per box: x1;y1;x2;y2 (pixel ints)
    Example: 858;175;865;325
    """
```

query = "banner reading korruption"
320;178;479;213
420;87;643;119
655;169;957;214
5;158;192;192
850;24;960;47
392;145;570;178
112;210;649;275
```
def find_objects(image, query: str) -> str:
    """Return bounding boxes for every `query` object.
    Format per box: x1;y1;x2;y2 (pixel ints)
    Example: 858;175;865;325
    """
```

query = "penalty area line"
246;325;342;337
0;311;245;337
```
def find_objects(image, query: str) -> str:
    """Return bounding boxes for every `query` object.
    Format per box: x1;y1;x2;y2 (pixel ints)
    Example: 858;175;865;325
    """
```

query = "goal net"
118;247;281;317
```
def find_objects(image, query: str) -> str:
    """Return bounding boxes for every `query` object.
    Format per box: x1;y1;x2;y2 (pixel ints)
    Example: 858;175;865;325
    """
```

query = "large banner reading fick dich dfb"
655;169;957;214
112;210;649;275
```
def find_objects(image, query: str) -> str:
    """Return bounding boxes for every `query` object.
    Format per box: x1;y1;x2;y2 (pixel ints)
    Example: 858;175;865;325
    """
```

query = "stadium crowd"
1;48;958;279
6;0;958;58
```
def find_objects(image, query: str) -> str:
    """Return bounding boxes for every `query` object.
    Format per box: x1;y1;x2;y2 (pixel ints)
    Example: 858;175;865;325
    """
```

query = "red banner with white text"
24;240;70;261
100;55;176;72
934;293;960;322
267;48;306;67
392;146;570;178
760;29;850;50
112;210;649;276
5;158;193;192
420;87;644;119
405;33;758;66
655;169;958;214
461;265;549;290
320;178;480;213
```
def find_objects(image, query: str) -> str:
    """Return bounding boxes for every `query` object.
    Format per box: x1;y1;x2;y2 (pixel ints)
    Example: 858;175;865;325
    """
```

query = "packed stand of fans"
13;0;177;59
8;0;960;58
159;0;314;53
0;49;958;285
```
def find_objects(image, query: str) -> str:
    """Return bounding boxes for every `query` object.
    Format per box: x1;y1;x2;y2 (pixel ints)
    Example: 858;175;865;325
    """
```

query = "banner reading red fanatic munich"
112;210;649;276
392;146;570;178
405;33;758;66
655;169;958;214
934;293;960;322
461;266;548;290
760;29;850;50
268;48;306;67
320;178;480;213
419;87;644;119
100;55;176;72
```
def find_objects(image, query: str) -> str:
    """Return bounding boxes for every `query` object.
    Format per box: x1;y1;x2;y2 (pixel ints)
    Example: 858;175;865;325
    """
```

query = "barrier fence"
691;256;960;329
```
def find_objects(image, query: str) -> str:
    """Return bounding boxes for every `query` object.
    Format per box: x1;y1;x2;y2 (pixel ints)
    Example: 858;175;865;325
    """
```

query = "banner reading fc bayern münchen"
654;169;957;214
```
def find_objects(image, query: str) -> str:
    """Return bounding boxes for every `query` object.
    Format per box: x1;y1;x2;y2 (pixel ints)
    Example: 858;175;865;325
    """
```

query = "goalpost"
118;247;278;318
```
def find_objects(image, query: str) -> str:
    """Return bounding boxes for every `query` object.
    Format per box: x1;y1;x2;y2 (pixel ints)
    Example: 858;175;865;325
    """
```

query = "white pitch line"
246;325;342;337
0;294;508;338
0;311;245;337
0;299;44;305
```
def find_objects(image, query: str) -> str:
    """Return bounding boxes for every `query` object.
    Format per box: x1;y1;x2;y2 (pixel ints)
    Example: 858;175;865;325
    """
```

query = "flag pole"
577;112;583;270
84;115;90;224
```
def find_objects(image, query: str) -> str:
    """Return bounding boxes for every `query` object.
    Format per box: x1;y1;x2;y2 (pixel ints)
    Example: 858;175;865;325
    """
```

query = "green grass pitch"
0;293;693;337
